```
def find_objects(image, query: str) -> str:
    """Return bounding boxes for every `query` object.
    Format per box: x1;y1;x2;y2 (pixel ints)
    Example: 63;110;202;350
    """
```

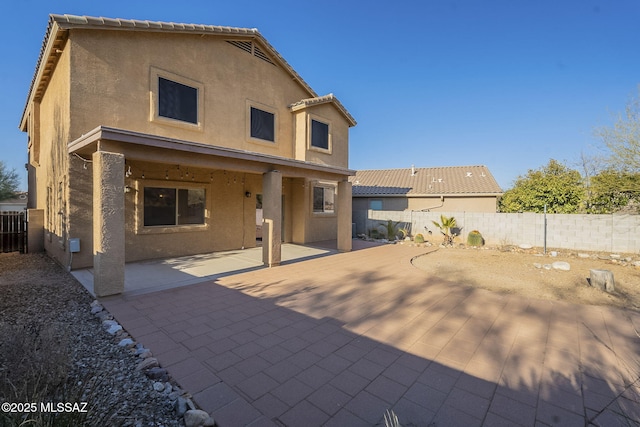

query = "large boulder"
184;409;215;427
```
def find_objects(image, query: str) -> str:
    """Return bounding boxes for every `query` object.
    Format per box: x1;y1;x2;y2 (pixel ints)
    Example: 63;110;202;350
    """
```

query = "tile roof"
289;94;356;127
350;166;503;196
20;14;355;129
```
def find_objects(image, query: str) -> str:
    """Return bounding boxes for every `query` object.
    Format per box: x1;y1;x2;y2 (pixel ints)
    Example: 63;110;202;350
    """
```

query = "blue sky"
2;0;639;191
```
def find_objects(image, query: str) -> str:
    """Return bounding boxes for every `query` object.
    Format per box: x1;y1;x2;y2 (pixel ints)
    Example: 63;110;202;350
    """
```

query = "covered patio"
73;241;365;297
68;126;355;297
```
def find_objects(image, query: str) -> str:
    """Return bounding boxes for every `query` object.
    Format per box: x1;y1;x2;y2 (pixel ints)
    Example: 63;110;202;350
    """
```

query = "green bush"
414;233;425;243
467;230;485;247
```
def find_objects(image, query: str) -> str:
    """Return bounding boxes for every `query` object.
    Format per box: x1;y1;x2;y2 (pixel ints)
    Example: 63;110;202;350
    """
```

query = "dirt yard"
411;245;640;311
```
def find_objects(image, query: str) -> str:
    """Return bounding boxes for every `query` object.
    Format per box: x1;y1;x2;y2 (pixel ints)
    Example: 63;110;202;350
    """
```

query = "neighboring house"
20;14;356;296
0;193;28;212
351;165;503;234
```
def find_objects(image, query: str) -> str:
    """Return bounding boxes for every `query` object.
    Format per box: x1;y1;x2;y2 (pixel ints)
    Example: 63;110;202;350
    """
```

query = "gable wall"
67;29;349;169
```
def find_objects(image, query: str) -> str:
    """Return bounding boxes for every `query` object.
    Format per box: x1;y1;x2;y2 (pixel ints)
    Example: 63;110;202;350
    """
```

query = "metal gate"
0;211;27;253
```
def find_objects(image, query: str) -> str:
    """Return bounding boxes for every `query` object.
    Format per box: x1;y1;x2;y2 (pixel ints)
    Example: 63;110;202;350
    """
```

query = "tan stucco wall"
292;103;349;169
407;196;498;212
25;28;353;269
353;196;498;213
117;164;265;264
29;44;71;267
67;30;350;169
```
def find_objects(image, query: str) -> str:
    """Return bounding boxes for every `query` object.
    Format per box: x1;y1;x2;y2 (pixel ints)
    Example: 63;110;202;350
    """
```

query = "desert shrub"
378;220;402;240
0;322;71;426
467;230;485;247
431;215;458;246
414;233;425;243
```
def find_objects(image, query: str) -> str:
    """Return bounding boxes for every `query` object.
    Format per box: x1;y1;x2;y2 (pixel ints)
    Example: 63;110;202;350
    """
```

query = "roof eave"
20;17;65;130
289;94;357;127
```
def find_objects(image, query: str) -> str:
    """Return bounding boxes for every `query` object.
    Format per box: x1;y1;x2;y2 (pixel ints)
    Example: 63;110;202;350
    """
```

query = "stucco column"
262;170;282;267
337;180;353;252
92;151;125;296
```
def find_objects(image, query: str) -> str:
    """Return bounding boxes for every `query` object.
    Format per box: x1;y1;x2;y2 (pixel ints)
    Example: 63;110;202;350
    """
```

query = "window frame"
312;183;336;215
135;180;209;234
246;101;278;146
308;115;332;153
150;67;204;131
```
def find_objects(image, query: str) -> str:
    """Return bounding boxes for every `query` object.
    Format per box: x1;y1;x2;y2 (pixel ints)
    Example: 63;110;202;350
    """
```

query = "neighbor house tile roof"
20;14;355;129
350;166;503;196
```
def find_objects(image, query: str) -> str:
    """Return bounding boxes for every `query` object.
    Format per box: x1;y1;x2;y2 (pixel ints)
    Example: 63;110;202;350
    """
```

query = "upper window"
313;186;335;213
311;119;330;150
158;77;198;124
250;107;275;142
151;68;203;129
144;187;205;227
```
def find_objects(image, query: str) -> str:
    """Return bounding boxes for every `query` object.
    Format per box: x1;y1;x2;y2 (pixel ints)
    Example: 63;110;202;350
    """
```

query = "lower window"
313;186;335;213
144;187;205;226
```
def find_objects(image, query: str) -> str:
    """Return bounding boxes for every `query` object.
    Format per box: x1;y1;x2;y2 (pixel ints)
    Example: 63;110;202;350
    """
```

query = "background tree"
595;86;640;172
499;159;585;213
588;169;640;214
0;160;20;201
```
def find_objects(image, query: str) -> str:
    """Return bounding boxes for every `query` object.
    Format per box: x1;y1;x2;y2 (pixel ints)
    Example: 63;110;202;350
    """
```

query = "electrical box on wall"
68;238;80;253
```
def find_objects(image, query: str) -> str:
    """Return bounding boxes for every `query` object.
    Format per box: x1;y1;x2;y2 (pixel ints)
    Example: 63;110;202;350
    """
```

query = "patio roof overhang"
69;126;354;181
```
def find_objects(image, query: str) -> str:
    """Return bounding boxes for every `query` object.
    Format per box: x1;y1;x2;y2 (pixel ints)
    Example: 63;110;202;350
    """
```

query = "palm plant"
431;215;458;246
378;219;401;240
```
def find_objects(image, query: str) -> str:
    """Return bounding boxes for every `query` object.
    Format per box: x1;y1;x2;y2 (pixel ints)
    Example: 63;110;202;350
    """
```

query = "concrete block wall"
362;210;640;254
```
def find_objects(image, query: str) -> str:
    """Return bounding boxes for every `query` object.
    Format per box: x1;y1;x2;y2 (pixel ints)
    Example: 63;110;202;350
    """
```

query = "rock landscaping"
0;252;213;427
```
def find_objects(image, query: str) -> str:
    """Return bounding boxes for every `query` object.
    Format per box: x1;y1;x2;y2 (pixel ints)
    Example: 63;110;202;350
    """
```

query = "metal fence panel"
0;211;26;253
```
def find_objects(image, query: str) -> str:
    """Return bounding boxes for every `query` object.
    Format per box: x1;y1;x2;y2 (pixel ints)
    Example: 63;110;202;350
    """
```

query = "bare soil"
411;246;640;311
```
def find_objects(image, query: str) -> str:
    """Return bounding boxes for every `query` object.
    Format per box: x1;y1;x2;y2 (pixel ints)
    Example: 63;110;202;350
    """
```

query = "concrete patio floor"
73;242;340;296
99;242;640;426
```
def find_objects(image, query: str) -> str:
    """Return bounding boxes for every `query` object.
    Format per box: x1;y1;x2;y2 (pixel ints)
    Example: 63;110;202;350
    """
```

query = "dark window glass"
323;188;334;213
251;107;275;141
311;119;329;149
144;187;205;226
178;188;205;224
158;77;198;124
313;187;324;212
144;187;177;226
313;186;334;213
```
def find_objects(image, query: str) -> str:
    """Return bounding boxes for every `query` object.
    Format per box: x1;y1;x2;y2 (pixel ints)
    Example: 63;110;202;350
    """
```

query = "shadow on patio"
99;243;640;426
74;240;380;297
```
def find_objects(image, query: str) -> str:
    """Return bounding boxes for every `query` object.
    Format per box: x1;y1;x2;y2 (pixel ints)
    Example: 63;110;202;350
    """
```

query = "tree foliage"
587;169;640;214
0;161;20;201
501;158;640;214
499;159;585;213
596;86;640;172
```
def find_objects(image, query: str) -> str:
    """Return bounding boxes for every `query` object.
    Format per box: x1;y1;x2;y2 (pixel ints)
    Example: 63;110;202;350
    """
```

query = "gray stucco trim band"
69;126;354;178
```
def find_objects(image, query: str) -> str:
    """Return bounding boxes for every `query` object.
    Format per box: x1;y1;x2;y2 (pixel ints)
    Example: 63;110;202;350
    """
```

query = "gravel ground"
411;244;640;310
0;252;184;427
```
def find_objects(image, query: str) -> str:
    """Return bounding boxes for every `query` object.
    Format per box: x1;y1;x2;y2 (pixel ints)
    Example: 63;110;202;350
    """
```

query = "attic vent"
254;45;275;65
226;40;276;66
227;40;252;53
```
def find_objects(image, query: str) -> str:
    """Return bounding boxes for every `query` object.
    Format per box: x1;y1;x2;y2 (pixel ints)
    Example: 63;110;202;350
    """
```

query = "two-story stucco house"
20;14;356;296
